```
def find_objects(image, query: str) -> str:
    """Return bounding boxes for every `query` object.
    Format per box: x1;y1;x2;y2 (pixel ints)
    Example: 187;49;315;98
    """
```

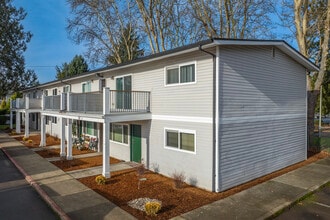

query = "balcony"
43;89;151;114
11;97;41;110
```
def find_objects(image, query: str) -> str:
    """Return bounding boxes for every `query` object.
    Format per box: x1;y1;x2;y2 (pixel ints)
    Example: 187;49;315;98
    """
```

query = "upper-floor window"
165;62;196;86
44;90;48;96
63;85;71;93
52;89;57;96
99;79;106;91
82;81;91;93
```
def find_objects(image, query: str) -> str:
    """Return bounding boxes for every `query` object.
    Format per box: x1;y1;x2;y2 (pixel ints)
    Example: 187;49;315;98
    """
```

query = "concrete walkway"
0;132;136;220
173;157;330;220
1;131;329;220
67;162;134;179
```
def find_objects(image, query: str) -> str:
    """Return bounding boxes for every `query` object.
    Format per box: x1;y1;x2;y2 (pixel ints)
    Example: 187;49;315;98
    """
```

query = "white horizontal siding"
149;120;213;190
218;46;307;191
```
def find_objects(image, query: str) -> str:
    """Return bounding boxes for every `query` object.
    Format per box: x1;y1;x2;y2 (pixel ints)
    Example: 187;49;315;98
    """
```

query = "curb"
1;147;71;220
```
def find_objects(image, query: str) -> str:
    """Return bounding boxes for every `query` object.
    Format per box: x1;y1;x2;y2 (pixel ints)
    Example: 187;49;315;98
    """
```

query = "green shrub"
27;140;33;144
95;175;106;185
22;136;29;141
145;201;161;216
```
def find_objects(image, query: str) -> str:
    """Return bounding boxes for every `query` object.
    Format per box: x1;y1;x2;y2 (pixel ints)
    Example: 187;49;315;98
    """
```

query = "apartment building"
10;39;319;192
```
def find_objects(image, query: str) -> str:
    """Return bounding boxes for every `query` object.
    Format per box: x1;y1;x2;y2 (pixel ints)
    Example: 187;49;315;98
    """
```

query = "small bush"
145;201;161;216
172;171;186;189
27;139;33;144
22;136;29;141
136;163;146;177
95;175;106;185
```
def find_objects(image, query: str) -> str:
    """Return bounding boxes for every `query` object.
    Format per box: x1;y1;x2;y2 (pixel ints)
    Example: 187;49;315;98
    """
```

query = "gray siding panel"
218;46;307;191
149;120;213;190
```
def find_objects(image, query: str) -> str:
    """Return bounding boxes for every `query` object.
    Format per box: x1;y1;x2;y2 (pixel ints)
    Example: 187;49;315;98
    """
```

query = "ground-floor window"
110;123;128;144
164;128;196;153
45;116;57;125
79;121;97;136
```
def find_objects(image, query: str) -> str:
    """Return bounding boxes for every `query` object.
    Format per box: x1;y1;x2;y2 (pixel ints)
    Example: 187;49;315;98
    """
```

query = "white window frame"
109;123;129;146
99;78;106;91
82;81;92;93
52;88;57;96
164;127;196;154
63;85;71;93
164;61;197;87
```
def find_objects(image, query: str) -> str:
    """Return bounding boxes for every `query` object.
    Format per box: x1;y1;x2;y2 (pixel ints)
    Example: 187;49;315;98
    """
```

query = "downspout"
199;45;218;192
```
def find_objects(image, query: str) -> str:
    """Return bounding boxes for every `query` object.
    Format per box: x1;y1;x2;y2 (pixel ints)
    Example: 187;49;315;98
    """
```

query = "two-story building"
10;39;319;192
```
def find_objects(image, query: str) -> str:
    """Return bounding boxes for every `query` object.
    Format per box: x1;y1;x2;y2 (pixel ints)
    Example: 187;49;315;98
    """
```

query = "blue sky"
13;0;86;83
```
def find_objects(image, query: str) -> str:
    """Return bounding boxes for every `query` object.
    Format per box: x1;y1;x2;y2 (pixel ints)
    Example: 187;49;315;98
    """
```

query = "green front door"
130;124;141;162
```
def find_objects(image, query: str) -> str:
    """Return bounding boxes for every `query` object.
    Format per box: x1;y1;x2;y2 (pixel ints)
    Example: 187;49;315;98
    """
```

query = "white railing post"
25;96;29;109
10;99;12;109
103;87;110;115
67;92;71;112
41;94;45;110
16;98;20;108
60;93;65;111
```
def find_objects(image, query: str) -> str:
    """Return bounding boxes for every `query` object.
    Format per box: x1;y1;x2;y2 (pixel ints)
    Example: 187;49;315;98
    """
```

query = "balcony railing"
70;92;103;113
44;95;61;110
14;88;151;114
110;90;150;112
29;98;42;109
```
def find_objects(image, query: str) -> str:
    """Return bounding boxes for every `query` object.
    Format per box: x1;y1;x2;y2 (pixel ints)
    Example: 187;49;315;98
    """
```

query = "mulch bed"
51;156;122;172
78;151;329;220
35;147;95;158
14;134;60;147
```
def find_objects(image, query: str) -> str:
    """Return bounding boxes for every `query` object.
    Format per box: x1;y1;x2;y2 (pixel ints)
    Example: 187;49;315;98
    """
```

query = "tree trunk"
307;90;320;151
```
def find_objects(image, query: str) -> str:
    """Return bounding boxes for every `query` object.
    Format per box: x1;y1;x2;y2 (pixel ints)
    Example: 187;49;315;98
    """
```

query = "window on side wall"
165;63;196;85
109;124;128;144
165;128;195;153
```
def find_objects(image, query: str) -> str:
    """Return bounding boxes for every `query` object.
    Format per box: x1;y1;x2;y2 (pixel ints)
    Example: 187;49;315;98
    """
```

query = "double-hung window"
109;124;128;144
82;81;91;93
165;128;196;153
165;62;196;85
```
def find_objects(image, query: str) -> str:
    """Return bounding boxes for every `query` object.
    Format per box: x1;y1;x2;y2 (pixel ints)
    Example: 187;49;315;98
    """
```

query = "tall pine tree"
55;55;89;79
107;25;142;65
0;0;38;97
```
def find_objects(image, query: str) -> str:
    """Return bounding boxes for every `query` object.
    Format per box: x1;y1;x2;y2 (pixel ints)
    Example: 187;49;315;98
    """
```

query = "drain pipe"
199;45;218;192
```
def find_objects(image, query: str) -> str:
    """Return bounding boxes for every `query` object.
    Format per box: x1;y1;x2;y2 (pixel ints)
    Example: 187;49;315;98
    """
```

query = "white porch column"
40;114;46;147
102;118;110;178
9;111;13;129
60;117;66;157
24;112;29;138
16;112;21;134
41;94;45;110
97;122;101;153
66;119;73;160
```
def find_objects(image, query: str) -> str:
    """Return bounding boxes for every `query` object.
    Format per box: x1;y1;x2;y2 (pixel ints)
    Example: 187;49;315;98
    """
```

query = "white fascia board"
213;39;319;72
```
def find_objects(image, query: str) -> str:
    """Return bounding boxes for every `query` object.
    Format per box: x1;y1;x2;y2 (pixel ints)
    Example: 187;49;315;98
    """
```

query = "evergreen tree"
56;55;89;79
107;25;142;65
0;0;38;97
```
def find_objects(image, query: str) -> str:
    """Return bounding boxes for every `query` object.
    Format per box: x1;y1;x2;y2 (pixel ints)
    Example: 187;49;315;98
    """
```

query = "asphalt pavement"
0;150;58;220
